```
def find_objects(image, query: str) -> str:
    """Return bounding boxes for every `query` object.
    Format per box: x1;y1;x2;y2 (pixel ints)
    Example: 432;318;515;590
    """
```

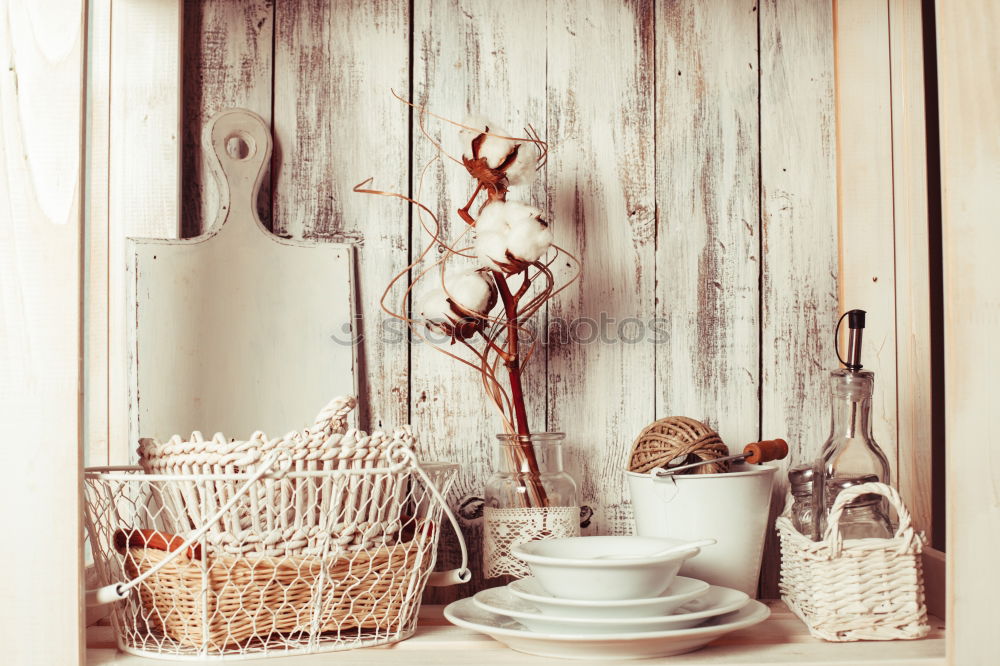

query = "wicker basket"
120;527;434;651
135;396;418;555
84;397;470;659
777;482;930;642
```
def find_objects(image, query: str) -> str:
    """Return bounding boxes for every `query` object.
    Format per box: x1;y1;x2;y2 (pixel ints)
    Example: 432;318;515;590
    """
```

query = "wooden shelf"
86;602;945;665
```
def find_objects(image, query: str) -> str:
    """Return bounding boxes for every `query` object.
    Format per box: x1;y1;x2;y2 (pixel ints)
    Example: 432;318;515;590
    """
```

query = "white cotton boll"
478;132;517;169
474;200;549;270
460;114;516;168
478;199;542;231
502;200;544;227
460;114;492;160
475;231;511;272
506;217;553;263
416;287;454;325
475;201;510;235
445;270;495;315
504;146;539;187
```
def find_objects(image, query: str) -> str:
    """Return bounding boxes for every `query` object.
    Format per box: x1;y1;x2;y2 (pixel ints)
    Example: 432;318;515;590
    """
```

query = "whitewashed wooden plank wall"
760;0;839;597
84;0;938;599
409;0;549;594
547;0;656;543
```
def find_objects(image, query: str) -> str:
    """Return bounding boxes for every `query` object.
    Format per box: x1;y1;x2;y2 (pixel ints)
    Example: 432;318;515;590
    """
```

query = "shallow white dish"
512;536;706;601
508;575;710;618
444;597;770;660
473;585;749;634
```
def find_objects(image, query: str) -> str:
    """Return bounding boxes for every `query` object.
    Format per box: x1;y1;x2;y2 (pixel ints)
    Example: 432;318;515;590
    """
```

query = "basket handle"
386;441;472;586
308;396;357;438
85;450;292;606
822;481;917;556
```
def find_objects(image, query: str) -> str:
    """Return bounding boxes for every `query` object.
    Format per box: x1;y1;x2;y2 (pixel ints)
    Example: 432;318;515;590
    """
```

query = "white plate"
473;585;749;634
444;597;770;660
508;575;710;618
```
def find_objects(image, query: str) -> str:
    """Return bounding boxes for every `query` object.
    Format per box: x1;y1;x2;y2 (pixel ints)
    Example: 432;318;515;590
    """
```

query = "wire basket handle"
85;449;292;606
385;439;471;586
823;481;918;557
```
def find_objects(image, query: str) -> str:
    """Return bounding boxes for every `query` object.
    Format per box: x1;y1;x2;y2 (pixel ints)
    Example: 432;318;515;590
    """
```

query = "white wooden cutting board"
128;109;356;446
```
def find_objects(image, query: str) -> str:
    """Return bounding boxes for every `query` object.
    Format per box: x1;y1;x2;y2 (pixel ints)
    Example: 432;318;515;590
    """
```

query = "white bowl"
508;575;710;618
472;585;749;635
511;536;706;601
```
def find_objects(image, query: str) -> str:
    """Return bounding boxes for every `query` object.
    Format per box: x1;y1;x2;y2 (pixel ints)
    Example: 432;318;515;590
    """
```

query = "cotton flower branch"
356;96;580;508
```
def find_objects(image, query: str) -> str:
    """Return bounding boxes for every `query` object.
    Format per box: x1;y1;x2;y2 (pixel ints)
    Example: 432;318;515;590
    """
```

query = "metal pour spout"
836;309;867;438
844;309;866;371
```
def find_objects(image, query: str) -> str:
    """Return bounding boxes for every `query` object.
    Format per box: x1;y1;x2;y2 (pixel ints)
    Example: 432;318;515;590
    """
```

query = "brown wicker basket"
122;527;434;650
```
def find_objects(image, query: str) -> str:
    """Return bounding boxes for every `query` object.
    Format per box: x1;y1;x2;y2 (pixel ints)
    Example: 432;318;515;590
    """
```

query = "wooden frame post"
0;1;88;662
936;1;1000;663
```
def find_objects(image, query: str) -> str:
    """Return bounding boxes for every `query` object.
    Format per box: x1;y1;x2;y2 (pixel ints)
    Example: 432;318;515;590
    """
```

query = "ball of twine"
628;416;729;474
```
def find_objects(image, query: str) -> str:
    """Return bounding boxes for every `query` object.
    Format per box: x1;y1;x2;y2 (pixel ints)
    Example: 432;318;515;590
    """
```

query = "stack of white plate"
443;536;769;660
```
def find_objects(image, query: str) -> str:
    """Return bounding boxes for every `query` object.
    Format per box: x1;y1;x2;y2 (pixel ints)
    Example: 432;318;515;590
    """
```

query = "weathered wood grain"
759;0;838;597
0;1;86;659
411;0;548;599
545;0;656;538
889;0;933;539
935;2;1000;663
112;0;184;461
182;0;274;238
655;3;760;449
273;0;410;433
86;0;113;467
833;0;899;481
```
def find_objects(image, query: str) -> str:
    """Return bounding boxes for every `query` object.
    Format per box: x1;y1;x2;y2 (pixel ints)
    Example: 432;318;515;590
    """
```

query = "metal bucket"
626;463;777;597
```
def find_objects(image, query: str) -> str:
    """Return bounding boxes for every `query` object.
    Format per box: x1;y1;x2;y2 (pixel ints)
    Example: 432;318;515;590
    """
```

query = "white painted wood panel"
273;0;410;433
759;0;839;597
0;0;86;660
889;0;933;538
546;0;655;538
411;0;548;599
109;0;183;463
655;0;760;447
833;0;899;480
935;1;1000;663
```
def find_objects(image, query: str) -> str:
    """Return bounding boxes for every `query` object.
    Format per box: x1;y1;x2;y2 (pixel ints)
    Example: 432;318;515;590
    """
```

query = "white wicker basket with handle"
777;481;930;642
137;396;418;555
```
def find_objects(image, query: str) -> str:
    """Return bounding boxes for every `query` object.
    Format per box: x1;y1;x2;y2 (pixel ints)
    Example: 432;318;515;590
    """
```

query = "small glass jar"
787;464;816;538
825;475;893;540
483;433;580;579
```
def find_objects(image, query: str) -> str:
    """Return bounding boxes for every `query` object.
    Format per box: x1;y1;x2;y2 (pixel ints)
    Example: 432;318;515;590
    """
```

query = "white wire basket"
84;397;470;660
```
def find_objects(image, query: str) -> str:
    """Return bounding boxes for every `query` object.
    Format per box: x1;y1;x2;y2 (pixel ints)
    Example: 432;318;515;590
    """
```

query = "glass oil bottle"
812;309;893;540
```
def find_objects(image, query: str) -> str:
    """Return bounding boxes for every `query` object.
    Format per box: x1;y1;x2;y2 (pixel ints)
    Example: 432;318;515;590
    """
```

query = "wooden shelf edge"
87;601;945;665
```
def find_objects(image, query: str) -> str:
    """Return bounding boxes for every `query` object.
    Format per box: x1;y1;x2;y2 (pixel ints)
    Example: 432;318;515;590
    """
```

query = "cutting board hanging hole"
225;132;254;160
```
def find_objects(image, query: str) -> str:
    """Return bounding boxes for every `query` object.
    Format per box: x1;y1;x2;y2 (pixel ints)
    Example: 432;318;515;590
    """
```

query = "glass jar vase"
483;433;580;579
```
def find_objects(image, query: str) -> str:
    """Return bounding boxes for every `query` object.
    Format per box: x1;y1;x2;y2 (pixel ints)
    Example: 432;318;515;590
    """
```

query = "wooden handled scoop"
653;439;788;476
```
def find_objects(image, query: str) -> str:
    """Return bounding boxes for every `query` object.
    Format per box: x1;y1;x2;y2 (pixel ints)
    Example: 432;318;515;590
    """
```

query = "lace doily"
483;506;580;578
